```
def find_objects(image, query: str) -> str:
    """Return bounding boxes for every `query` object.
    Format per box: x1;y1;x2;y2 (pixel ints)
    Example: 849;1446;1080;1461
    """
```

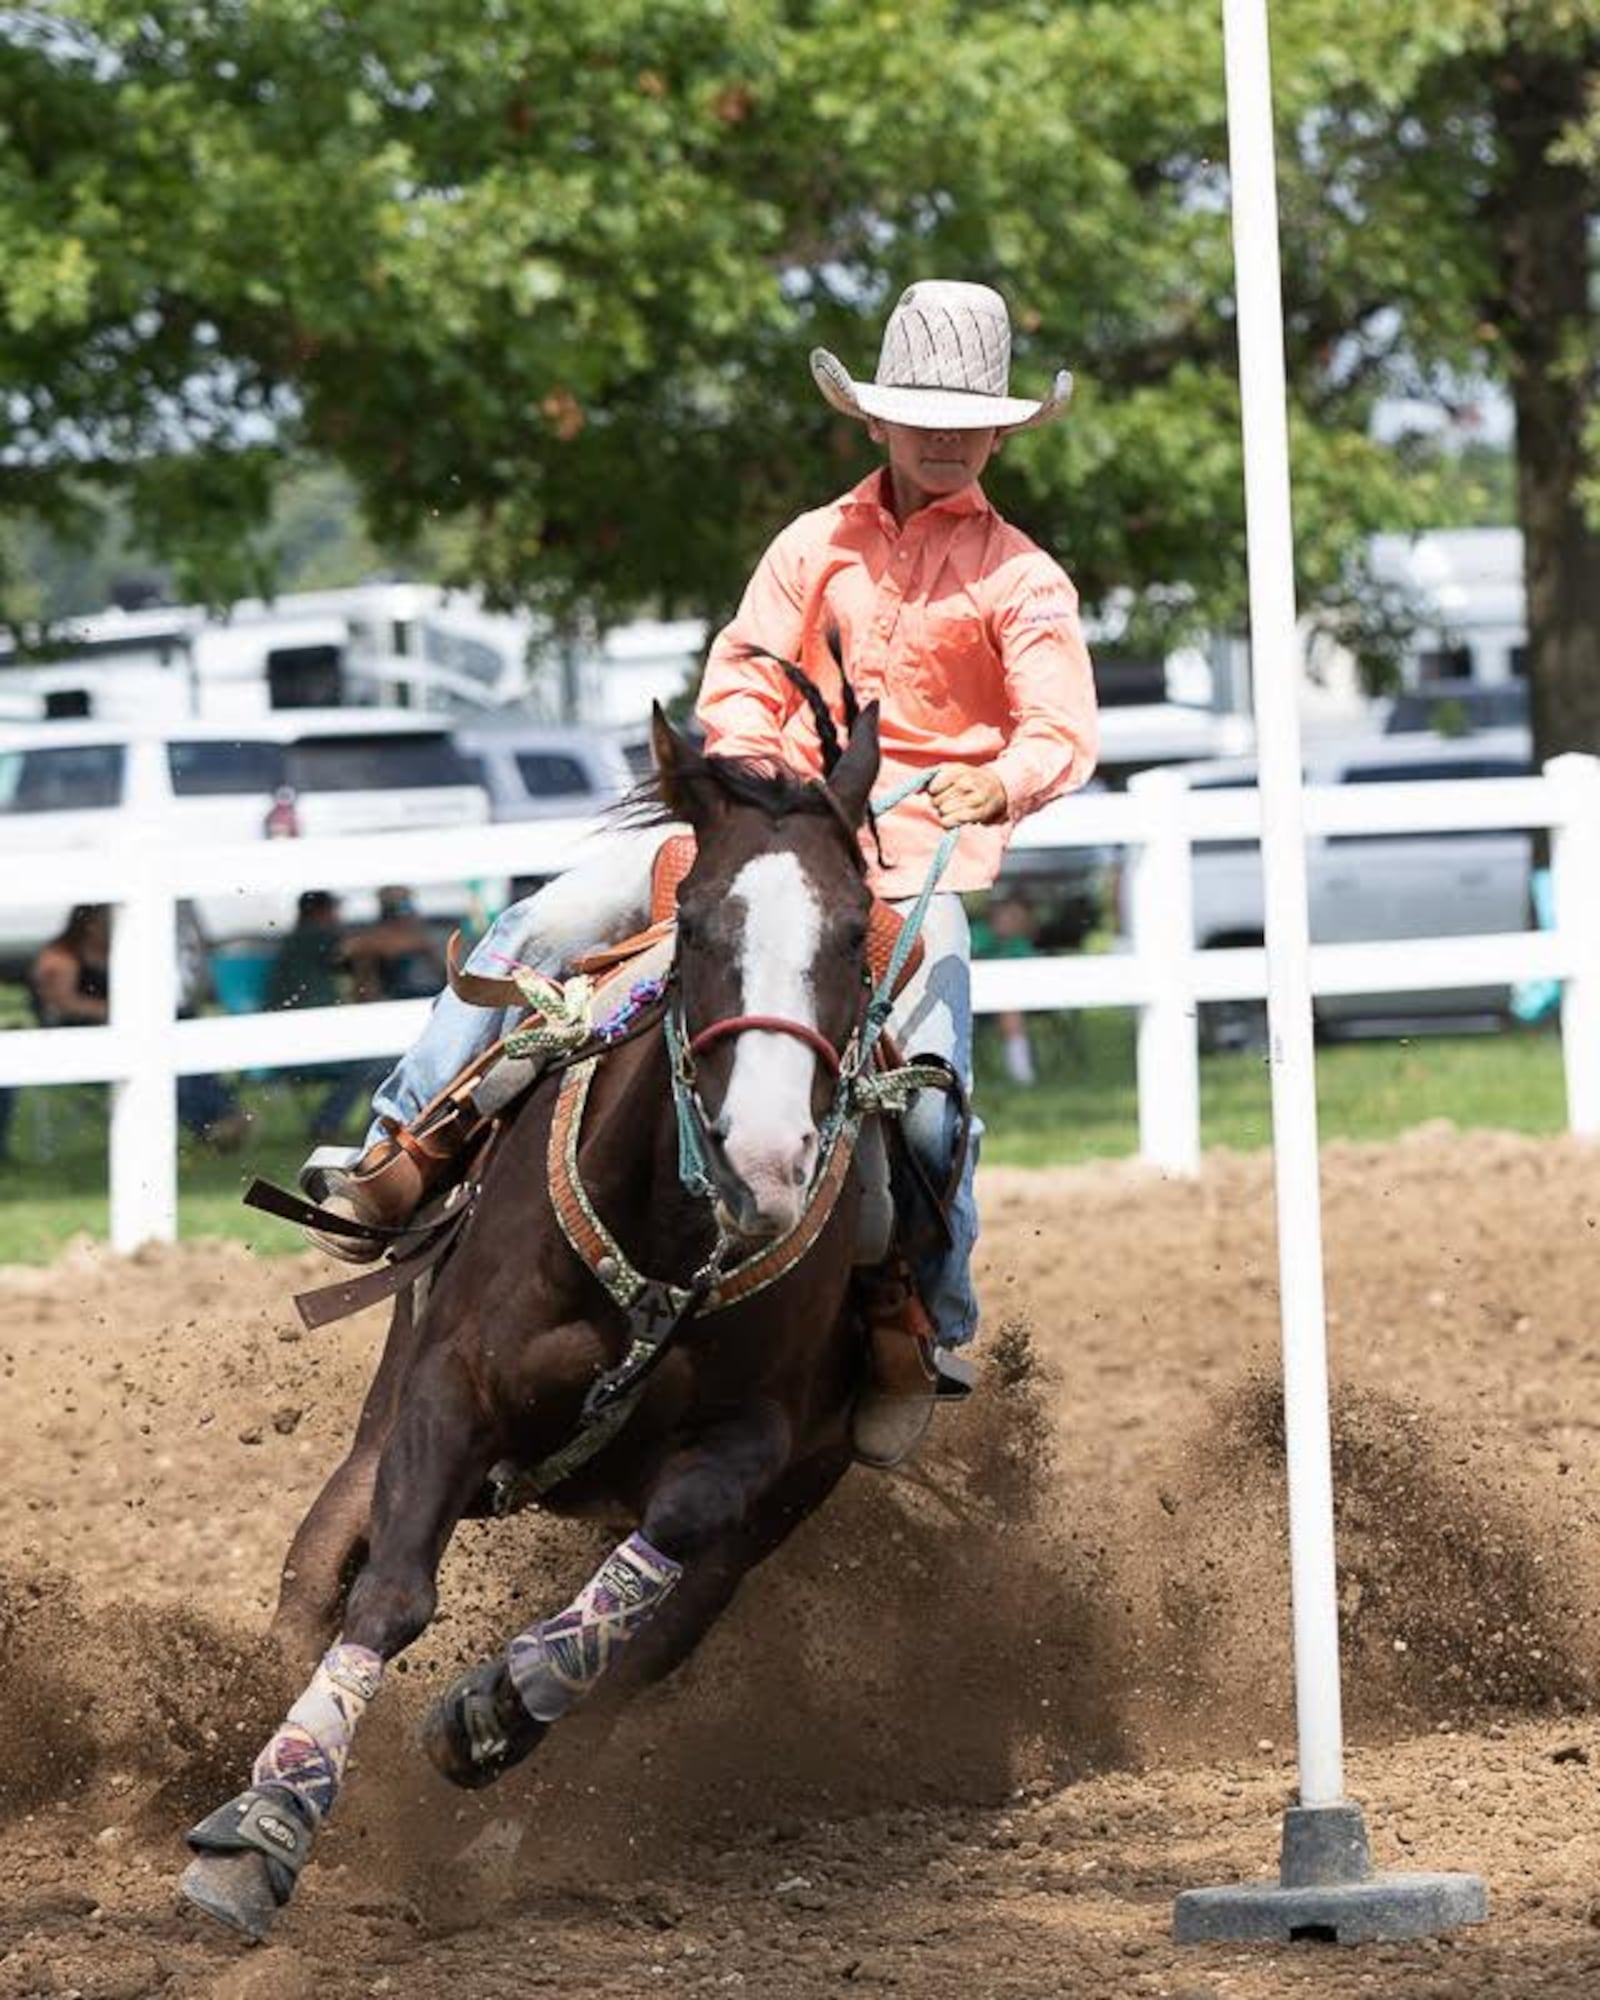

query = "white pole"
1547;754;1600;1137
1222;0;1345;1807
109;838;180;1251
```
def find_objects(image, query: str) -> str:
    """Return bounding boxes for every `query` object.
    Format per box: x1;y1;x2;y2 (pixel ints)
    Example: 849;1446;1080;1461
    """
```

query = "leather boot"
851;1262;940;1469
298;1082;489;1263
299;1139;431;1263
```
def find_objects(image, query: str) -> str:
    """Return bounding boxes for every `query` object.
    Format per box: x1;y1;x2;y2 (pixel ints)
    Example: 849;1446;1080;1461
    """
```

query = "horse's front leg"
179;1345;499;1943
423;1400;799;1790
270;1282;434;1668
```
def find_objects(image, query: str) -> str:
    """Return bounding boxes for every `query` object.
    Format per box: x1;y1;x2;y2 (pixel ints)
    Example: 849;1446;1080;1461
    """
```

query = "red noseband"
687;1015;842;1078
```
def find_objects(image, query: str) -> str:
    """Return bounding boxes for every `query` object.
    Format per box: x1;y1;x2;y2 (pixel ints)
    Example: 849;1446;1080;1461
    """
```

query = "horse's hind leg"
270;1283;431;1667
180;1344;498;1942
424;1403;826;1790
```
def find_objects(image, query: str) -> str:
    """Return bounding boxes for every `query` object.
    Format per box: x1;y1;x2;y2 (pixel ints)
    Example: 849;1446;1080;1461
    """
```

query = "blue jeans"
885;892;980;1349
360;838;981;1348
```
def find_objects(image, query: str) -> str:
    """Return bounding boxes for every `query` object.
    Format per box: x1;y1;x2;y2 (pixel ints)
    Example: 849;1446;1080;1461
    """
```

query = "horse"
179;698;899;1941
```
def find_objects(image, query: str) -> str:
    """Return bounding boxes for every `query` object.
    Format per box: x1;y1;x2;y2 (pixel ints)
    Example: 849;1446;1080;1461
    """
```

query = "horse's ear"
827;701;880;828
651;702;718;828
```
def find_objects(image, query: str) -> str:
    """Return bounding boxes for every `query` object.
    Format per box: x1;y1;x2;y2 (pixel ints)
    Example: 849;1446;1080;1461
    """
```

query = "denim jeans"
882;892;979;1346
365;828;666;1140
360;835;981;1348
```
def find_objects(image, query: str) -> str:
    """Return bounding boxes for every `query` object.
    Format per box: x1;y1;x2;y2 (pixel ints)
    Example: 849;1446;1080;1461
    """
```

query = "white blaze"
718;851;824;1229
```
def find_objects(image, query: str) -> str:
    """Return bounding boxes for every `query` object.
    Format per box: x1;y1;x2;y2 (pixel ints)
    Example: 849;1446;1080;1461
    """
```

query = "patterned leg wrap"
508;1531;682;1723
251;1642;384;1823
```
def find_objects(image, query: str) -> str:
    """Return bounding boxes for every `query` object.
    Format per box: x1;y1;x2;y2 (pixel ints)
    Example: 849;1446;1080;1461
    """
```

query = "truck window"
168;741;287;796
0;743;125;812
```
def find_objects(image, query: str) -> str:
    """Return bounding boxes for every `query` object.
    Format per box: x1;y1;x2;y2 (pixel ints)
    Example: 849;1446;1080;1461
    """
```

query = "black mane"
614;747;840;831
619;655;864;832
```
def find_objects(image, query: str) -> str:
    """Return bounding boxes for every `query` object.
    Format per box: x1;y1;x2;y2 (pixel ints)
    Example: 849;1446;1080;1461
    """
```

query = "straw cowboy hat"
810;280;1073;433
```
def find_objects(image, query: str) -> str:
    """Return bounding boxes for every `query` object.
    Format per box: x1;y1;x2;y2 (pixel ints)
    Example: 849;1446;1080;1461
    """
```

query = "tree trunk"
1493;47;1600;764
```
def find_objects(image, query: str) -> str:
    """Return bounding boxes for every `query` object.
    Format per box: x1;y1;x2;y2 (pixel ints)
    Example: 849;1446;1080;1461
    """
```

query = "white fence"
5;752;1600;1251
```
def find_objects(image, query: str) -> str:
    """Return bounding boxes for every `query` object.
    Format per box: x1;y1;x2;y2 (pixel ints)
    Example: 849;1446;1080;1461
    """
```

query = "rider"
300;279;1099;1467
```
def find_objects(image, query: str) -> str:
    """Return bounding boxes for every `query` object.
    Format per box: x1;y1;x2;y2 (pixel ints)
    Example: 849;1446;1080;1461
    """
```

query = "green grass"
0;1073;346;1263
0;1013;1569;1264
973;1009;1567;1166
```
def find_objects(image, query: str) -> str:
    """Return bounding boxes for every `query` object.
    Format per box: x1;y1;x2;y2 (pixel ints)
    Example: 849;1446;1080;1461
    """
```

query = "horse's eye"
840;919;868;955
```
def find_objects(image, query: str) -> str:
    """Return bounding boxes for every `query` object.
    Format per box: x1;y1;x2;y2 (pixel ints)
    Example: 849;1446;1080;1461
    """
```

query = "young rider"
302;279;1099;1467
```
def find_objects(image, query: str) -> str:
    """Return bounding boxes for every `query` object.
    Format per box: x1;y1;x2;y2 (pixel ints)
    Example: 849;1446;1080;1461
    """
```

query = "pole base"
1173;1869;1488;1944
1175;1801;1486;1944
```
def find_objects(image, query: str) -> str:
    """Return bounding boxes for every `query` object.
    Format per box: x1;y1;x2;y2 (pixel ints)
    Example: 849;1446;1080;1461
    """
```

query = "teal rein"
859;770;959;1059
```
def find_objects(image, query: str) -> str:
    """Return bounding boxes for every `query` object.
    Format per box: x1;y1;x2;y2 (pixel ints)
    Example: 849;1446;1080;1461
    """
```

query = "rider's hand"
928;764;1009;828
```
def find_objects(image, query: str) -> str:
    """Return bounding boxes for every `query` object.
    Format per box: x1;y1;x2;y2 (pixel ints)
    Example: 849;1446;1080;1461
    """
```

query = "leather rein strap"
549;1051;859;1324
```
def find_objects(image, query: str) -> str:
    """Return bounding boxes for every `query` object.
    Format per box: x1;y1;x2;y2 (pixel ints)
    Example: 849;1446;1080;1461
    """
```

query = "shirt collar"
842;467;993;525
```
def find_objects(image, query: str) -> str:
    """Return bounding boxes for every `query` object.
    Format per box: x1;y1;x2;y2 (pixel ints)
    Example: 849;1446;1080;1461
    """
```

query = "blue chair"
1511;868;1559;1025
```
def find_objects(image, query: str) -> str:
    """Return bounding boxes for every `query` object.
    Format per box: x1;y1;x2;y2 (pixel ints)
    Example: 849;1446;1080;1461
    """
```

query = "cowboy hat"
810;280;1073;433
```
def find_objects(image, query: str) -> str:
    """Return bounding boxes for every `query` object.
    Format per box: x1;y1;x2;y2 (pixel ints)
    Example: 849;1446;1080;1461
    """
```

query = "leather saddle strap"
445;929;526;1012
571;919;674;977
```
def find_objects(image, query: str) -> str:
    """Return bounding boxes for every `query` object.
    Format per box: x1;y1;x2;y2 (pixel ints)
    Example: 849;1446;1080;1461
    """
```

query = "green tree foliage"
1265;0;1600;749
0;2;1593;745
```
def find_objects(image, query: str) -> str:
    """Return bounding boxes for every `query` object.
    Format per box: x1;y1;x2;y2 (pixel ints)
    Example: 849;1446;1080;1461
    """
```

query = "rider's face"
868;419;1000;516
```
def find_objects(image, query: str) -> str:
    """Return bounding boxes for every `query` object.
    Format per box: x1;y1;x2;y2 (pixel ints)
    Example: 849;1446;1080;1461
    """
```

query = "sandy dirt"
5;1126;1600;1997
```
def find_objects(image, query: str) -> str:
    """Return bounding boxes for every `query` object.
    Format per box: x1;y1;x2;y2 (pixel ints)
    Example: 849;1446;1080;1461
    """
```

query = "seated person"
344;886;446;1003
33;903;249;1150
970;893;1041;1087
266;891;379;1143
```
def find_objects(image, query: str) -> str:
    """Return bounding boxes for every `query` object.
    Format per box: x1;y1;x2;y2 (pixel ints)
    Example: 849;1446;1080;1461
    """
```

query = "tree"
1258;1;1600;759
0;0;1567;716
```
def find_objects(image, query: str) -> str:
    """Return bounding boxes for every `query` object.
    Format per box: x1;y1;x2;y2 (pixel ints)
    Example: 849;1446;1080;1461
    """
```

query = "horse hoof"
179;1850;281;1942
423;1659;549;1791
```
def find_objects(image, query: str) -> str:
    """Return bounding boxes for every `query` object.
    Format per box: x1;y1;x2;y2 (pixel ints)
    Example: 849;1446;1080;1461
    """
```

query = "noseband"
687;1014;843;1078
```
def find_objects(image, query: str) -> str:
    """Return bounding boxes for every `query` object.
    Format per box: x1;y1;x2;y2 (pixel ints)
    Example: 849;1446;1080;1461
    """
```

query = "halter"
664;767;958;1208
664;983;864;1206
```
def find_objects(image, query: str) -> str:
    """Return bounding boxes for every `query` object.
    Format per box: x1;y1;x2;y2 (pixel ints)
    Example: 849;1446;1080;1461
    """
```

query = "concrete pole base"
1173;1801;1488;1945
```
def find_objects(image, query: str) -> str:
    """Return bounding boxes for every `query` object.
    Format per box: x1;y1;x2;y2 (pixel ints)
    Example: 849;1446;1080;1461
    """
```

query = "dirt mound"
4;1129;1600;1997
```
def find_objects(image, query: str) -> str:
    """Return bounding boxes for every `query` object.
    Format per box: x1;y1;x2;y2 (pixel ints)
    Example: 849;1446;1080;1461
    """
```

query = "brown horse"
180;701;895;1941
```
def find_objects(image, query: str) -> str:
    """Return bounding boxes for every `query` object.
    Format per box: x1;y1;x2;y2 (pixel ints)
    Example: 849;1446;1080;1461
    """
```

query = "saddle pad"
648;833;924;998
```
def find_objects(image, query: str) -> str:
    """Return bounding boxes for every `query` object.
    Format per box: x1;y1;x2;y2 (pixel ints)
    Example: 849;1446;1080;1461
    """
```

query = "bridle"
664;959;869;1214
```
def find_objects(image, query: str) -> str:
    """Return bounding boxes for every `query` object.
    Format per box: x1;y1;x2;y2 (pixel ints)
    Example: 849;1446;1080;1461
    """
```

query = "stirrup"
299;1145;361;1203
296;1137;428;1262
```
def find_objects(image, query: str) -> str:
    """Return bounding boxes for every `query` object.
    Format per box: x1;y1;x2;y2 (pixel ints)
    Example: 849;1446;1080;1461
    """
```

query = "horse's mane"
614;746;846;832
616;650;870;837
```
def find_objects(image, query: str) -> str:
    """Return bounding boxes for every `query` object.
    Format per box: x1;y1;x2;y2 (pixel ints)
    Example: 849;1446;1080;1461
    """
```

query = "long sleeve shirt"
696;469;1098;895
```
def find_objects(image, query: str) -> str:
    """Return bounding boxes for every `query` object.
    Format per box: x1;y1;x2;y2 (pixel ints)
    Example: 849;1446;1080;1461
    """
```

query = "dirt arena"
5;1127;1600;1998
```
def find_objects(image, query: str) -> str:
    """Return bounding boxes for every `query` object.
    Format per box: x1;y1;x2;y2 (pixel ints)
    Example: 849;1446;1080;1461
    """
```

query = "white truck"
1140;727;1535;1049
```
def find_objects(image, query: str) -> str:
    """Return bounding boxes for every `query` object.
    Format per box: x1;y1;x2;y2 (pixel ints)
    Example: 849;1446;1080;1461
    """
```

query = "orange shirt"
696;469;1099;895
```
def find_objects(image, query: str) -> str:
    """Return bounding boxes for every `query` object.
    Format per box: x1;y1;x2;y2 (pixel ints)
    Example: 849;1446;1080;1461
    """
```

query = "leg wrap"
251;1641;384;1823
508;1531;682;1723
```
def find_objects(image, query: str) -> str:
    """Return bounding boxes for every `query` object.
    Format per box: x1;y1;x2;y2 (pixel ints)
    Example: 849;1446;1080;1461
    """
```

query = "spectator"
970;892;1041;1087
266;891;378;1142
344;886;446;1003
31;903;249;1150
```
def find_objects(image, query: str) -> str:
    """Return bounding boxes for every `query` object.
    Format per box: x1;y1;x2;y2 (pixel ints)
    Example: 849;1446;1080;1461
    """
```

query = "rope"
503;969;596;1060
848;1059;958;1118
